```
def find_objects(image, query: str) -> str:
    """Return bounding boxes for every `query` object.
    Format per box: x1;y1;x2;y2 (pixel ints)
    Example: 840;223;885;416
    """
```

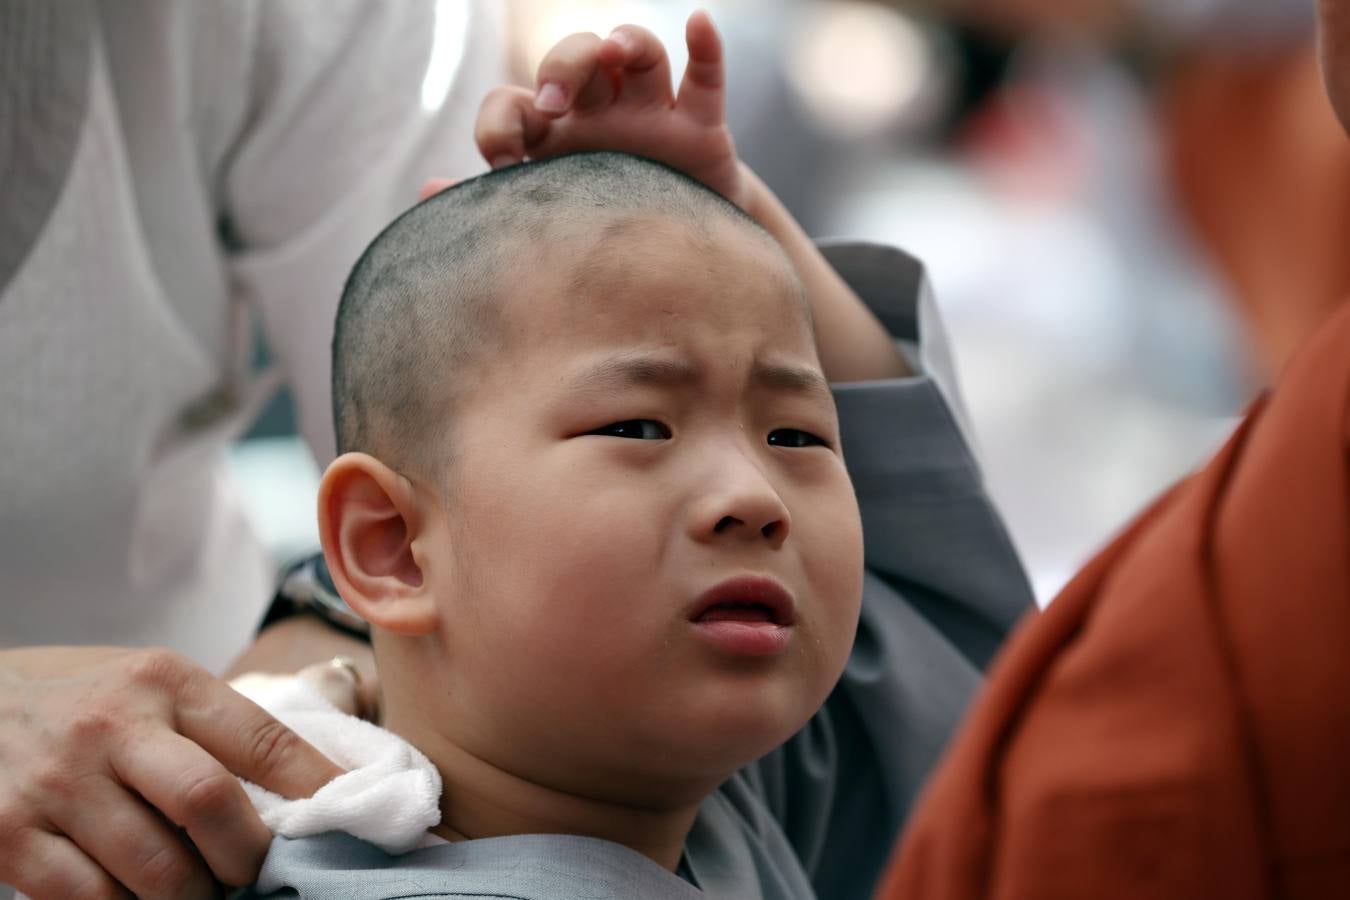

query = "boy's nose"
711;509;788;545
688;457;791;549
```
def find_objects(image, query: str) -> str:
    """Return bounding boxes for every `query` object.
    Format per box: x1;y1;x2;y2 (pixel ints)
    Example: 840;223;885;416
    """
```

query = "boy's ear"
318;453;439;636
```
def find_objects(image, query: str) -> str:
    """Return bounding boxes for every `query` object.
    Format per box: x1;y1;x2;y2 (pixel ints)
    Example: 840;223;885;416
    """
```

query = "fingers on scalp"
535;32;610;113
601;25;674;105
418;178;457;202
677;10;726;124
686;10;724;70
603;24;666;72
476;85;549;168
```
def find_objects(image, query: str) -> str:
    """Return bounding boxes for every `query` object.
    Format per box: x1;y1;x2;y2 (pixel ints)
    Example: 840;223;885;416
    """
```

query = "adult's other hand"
0;646;343;898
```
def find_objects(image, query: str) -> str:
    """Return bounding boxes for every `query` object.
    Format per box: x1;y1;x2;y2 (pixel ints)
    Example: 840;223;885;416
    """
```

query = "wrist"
735;161;774;227
260;554;370;640
732;163;912;382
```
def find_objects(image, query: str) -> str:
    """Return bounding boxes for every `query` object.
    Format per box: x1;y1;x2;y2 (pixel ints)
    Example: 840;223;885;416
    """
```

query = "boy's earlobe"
318;453;439;636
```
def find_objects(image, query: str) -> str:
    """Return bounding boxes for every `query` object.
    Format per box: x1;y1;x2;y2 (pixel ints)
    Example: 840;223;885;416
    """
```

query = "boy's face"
414;215;863;806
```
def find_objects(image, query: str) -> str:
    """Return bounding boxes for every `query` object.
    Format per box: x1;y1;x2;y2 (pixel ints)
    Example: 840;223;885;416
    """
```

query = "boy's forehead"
503;213;810;345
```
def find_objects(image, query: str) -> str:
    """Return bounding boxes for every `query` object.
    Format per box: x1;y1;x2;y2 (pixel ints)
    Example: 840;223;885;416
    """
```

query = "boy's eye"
767;428;828;449
590;419;671;440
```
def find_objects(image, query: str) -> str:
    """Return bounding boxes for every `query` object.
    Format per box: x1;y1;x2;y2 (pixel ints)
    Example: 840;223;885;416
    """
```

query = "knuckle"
553;31;593;52
217;837;269;889
68;704;121;742
622;24;656;45
123;647;191;690
67;876;124;900
242;715;303;782
0;797;24;846
481;84;518;107
137;841;197;897
0;824;37;880
177;766;241;824
10;837;120;900
30;760;81;802
473;116;498;146
541;34;600;72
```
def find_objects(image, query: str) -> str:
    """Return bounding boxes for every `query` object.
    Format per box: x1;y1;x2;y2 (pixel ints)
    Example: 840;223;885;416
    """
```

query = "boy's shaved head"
332;151;797;475
322;151;862;833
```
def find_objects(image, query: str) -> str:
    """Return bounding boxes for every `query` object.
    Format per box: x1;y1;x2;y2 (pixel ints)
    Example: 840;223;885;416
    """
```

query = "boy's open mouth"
689;575;796;628
696;603;781;624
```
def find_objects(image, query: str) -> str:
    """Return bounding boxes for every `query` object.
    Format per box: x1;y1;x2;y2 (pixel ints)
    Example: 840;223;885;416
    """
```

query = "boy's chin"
645;686;823;782
580;722;811;811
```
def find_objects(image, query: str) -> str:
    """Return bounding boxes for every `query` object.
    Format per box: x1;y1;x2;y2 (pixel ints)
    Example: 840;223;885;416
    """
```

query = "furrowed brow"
567;355;702;395
751;361;833;406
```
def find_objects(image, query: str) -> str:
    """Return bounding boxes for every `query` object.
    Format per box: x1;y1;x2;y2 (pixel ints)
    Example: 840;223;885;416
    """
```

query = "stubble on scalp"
331;153;807;485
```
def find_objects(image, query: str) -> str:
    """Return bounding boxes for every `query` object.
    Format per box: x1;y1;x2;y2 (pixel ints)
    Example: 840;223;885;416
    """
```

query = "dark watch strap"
260;552;371;640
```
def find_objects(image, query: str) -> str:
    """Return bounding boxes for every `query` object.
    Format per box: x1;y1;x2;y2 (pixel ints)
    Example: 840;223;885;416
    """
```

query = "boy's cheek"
802;511;865;653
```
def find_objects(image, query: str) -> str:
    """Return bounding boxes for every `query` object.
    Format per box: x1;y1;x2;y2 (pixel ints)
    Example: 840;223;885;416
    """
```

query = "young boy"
247;14;1030;899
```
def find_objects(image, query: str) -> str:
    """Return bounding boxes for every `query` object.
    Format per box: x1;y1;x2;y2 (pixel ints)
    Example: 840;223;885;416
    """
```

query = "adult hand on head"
473;11;751;209
465;9;910;384
0;646;344;899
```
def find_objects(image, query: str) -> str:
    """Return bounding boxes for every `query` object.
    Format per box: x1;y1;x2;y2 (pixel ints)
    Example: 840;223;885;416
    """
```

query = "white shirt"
0;1;506;672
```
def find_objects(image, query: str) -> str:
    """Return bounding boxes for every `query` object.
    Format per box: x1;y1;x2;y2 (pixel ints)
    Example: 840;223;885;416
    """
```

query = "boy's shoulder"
243;830;704;900
243;778;816;900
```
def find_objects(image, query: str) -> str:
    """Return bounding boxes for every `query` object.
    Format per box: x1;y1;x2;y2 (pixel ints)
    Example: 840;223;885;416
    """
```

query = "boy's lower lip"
689;620;792;656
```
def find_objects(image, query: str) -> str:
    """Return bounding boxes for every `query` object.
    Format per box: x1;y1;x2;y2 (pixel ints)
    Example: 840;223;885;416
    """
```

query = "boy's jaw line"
415;726;707;872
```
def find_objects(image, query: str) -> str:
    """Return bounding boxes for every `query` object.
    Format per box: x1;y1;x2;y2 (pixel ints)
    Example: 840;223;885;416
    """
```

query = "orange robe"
880;300;1350;899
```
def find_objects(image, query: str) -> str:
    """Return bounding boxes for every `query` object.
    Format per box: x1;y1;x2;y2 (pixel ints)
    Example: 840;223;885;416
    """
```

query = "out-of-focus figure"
864;0;1345;598
948;0;1349;379
683;0;1338;600
879;0;1350;889
1;1;505;670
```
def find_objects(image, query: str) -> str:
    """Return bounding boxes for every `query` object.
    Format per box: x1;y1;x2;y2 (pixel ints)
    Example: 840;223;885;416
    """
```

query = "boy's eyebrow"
750;361;833;405
567;355;701;394
566;354;833;405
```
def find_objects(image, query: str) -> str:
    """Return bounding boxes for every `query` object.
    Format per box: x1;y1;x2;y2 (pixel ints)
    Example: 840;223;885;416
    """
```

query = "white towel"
229;672;442;854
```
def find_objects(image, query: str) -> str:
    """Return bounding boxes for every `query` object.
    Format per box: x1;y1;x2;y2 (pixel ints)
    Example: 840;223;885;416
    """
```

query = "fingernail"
490;154;518;170
608;29;635;53
535;82;567;113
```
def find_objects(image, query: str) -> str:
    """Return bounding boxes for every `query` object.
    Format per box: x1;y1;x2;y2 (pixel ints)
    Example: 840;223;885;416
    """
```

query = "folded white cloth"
229;672;442;854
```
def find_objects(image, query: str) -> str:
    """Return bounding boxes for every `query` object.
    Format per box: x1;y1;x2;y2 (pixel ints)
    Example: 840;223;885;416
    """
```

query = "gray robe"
244;242;1033;899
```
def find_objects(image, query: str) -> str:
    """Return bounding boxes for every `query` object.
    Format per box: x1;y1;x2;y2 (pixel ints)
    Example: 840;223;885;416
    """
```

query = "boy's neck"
410;725;705;871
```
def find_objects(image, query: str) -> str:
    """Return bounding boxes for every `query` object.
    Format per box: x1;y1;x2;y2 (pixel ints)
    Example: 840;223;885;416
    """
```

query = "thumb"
296;657;379;721
297;659;363;716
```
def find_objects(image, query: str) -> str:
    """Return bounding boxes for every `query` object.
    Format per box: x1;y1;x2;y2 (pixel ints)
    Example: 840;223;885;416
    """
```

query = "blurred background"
230;0;1350;605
